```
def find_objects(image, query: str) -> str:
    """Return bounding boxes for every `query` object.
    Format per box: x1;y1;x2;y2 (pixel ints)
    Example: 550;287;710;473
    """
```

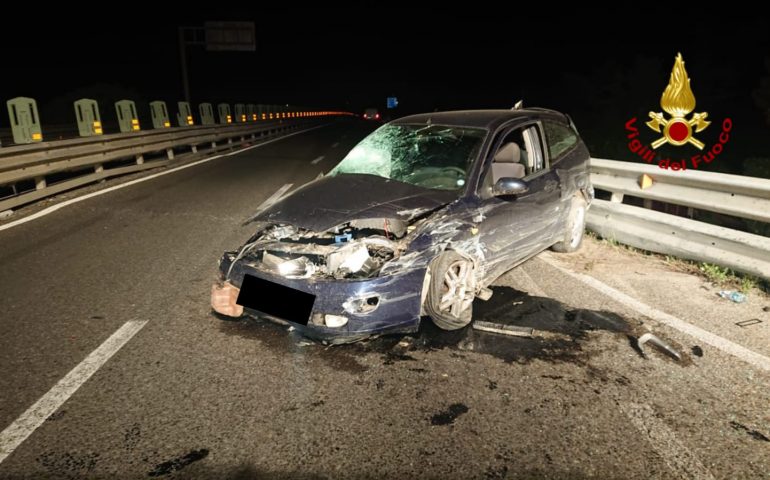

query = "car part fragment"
637;332;681;361
472;321;534;338
230;221;405;281
211;282;243;317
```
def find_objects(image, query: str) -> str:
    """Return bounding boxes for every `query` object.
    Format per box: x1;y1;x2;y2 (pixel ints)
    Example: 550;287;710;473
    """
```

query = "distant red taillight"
375;113;380;119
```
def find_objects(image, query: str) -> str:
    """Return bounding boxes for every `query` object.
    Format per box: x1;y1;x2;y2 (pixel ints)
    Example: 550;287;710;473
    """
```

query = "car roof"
390;108;570;130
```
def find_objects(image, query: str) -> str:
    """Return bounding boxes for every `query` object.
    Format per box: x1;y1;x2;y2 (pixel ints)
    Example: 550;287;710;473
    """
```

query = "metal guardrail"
0;119;317;213
587;158;770;280
5;139;767;281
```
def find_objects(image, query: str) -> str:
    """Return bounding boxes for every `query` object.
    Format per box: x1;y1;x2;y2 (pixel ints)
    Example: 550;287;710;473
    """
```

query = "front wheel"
425;251;476;330
551;197;587;253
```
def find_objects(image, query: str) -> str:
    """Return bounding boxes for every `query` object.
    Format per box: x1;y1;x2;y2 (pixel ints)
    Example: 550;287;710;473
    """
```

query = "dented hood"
253;174;457;231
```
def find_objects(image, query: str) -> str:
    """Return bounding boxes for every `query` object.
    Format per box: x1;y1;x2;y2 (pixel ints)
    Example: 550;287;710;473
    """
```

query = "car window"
543;120;578;160
522;126;545;173
490;125;546;177
330;124;486;191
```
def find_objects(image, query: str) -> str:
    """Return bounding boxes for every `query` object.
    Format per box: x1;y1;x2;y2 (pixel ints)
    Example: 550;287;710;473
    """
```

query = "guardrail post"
235;104;246;123
199;103;215;125
610;192;624;203
74;99;102;137
217;104;232;124
7;97;43;144
35;176;46;190
115;100;140;133
191;145;198;153
150;101;171;129
94;164;106;182
211;141;216;149
136;154;144;165
177;101;194;127
166;148;174;160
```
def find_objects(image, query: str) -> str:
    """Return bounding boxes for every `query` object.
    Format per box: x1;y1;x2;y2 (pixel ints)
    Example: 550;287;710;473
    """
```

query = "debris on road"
691;346;704;357
637;333;682;361
148;449;210;477
735;319;763;328
729;421;770;442
472;321;534;338
430;403;469;426
718;290;747;303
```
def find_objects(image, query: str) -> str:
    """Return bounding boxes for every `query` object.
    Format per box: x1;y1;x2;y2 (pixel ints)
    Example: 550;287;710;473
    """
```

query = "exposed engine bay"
230;218;414;280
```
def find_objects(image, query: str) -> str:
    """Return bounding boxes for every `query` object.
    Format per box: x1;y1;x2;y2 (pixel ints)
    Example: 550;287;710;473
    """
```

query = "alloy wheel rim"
439;260;474;318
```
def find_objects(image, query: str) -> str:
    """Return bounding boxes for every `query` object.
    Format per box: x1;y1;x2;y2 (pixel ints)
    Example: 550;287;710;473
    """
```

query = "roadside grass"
699;263;731;284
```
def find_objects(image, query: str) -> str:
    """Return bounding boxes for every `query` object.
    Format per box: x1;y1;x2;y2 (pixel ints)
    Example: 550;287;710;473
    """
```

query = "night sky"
2;9;769;170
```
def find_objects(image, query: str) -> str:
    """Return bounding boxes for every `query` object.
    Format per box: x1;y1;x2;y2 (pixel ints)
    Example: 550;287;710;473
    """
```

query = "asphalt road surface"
1;120;769;479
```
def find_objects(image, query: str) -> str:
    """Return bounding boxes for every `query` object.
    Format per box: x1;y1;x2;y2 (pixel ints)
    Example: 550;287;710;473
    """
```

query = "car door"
473;121;564;282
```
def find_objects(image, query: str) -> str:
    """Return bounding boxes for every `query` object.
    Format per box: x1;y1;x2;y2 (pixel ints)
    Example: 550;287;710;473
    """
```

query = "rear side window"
543;121;578;161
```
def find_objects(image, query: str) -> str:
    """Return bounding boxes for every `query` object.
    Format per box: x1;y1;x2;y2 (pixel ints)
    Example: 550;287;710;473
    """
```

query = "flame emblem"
646;53;710;149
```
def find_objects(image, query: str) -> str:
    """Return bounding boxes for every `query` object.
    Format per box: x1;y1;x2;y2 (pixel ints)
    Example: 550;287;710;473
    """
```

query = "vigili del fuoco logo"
624;53;732;171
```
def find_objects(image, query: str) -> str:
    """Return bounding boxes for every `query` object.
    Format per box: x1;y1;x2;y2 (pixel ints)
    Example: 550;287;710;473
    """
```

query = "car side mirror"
492;178;529;196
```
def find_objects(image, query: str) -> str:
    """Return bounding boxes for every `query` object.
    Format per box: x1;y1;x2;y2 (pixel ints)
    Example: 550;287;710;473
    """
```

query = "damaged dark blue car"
212;108;593;343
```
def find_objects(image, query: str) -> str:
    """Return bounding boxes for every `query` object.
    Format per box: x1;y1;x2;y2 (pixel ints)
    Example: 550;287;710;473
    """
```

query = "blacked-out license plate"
236;274;315;325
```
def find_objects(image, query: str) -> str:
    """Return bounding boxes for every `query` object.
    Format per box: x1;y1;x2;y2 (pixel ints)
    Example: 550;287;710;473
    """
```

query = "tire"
425;251;475;330
551;197;587;253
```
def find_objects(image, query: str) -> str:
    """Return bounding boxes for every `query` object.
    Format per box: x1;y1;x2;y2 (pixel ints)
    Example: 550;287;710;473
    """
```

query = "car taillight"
375;113;380;119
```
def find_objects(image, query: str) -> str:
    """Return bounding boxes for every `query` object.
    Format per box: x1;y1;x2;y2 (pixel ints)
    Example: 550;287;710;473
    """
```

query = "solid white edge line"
0;320;148;464
0;123;331;233
310;155;325;165
539;254;770;372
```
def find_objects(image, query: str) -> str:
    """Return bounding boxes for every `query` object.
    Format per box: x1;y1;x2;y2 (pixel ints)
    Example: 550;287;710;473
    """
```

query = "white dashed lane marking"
0;320;148;464
0;123;330;233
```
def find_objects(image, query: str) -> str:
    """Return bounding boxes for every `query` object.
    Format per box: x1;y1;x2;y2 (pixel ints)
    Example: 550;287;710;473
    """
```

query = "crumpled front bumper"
214;255;426;342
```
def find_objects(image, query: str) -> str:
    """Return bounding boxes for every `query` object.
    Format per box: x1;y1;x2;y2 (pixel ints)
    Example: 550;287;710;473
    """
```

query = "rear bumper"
216;257;425;341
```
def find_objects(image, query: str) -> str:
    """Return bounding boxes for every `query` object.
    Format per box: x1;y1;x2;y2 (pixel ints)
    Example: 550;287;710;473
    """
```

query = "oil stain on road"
219;286;686;367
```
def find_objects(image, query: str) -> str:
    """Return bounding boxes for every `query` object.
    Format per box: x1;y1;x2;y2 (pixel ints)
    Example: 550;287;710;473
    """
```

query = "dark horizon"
2;9;769;171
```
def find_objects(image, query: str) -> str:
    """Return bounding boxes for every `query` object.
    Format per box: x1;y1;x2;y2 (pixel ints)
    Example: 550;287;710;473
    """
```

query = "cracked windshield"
330;124;486;190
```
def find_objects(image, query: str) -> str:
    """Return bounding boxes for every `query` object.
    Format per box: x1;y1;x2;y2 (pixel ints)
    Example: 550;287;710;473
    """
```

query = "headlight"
276;257;315;278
